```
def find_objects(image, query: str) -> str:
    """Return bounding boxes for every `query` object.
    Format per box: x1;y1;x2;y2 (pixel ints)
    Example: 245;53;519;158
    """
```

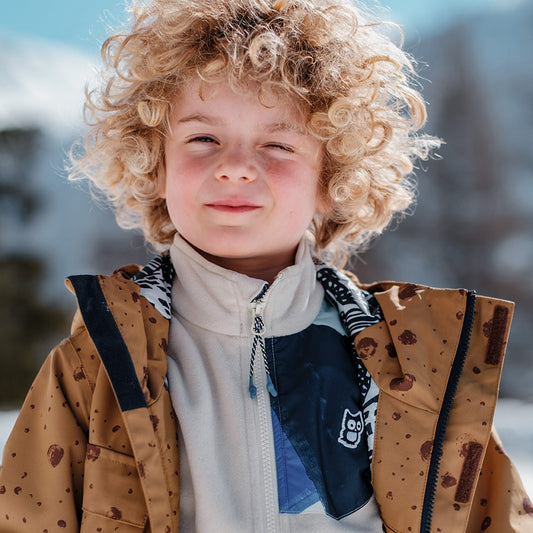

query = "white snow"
493;399;533;497
0;34;96;133
1;399;531;497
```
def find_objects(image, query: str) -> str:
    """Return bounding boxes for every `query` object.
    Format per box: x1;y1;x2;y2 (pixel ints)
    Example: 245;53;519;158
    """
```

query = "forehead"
170;77;308;125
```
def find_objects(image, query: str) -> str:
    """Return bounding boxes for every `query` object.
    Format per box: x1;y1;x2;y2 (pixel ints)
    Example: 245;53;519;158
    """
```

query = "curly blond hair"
70;0;439;256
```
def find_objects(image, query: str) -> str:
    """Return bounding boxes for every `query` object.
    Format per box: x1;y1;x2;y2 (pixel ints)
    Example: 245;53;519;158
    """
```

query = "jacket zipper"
249;290;279;400
250;287;279;533
419;290;477;533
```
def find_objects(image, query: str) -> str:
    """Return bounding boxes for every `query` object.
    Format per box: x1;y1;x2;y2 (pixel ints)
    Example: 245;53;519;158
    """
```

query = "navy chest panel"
267;323;372;519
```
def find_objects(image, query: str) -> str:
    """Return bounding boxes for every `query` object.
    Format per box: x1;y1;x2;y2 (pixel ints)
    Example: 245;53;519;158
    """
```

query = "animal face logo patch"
338;409;364;449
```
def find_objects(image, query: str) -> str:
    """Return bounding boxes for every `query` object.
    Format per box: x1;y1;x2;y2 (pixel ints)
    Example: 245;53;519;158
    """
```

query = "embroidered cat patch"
338;409;364;449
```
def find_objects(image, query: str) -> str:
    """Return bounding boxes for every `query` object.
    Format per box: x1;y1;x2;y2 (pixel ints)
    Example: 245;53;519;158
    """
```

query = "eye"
188;135;218;144
264;143;294;153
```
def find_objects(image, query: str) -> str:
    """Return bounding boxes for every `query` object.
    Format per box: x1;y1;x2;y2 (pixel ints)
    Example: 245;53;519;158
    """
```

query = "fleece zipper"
249;283;280;533
419;290;477;533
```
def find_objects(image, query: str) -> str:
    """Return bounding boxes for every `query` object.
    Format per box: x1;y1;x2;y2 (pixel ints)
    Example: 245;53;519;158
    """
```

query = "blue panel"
271;409;320;513
268;324;372;519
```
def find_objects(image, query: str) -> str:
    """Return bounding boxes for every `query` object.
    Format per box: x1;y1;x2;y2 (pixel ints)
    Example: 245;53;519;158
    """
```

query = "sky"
0;0;526;53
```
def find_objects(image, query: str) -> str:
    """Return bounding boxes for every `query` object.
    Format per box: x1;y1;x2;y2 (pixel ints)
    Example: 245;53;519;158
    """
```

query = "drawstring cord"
249;290;278;399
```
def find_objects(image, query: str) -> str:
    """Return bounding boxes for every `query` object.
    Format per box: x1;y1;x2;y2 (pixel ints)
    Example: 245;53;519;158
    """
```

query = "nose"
214;145;258;183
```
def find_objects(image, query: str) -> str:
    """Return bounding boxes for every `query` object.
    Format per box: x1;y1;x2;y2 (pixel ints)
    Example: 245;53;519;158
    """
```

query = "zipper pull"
249;376;258;400
249;297;278;399
266;374;278;397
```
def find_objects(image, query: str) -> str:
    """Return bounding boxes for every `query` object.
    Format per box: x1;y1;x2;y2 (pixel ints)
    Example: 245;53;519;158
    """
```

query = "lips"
205;199;261;213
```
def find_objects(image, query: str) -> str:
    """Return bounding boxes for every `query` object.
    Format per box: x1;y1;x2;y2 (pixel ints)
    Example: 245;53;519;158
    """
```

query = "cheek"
164;154;201;202
272;162;320;203
272;179;320;228
163;174;193;229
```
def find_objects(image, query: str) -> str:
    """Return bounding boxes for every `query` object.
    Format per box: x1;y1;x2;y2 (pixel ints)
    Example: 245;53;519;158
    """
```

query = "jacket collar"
130;252;383;339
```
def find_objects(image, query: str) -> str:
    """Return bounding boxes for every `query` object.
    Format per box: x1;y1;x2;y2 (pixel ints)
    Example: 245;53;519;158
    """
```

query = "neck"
190;246;298;285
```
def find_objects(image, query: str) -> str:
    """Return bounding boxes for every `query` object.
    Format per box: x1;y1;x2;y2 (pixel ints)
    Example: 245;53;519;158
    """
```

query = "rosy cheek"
262;158;296;180
178;154;213;179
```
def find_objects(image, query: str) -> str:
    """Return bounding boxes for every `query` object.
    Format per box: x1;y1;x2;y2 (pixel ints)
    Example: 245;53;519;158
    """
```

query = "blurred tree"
0;127;42;227
0;256;68;406
430;28;505;291
0;127;69;407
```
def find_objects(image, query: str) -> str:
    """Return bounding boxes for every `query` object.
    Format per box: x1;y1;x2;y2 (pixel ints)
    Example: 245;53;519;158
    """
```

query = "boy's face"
163;78;324;281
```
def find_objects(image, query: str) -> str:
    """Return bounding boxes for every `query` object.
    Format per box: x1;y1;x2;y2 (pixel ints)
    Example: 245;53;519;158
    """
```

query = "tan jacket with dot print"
0;265;530;532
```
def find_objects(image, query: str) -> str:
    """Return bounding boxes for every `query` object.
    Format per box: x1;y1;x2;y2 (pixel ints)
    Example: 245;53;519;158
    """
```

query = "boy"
0;0;530;531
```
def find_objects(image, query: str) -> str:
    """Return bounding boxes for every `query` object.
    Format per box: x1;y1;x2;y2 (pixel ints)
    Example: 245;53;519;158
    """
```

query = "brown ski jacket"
0;262;530;532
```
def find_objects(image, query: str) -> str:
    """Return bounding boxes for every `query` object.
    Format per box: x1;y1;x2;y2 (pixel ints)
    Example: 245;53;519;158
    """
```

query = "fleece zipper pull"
249;292;278;400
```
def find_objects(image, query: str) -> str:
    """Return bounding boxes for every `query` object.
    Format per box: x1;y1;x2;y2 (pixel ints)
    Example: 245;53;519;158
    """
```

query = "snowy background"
0;0;532;496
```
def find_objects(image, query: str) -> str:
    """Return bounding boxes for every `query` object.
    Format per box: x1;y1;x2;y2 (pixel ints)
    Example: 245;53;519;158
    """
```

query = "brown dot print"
524;497;533;515
399;284;419;300
390;374;416;392
398;330;417;345
483;319;493;338
132;292;140;303
86;444;101;462
107;507;123;520
73;367;85;382
160;338;168;353
356;337;378;359
150;415;160;432
47;445;64;468
441;473;457;488
385;343;398;358
137;460;146;479
481;517;492;531
57;520;67;528
420;440;433;461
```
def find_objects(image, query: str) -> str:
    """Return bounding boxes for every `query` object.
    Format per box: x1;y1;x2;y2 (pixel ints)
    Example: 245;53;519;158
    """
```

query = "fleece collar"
131;252;383;340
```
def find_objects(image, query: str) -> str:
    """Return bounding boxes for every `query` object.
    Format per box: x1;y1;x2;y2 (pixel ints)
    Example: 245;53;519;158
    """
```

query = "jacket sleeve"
466;427;532;532
0;332;93;532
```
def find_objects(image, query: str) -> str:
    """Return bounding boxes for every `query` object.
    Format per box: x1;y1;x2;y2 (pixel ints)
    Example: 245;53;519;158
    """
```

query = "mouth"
205;199;261;213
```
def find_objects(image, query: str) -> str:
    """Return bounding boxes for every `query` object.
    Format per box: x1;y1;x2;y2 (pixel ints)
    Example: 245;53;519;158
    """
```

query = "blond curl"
69;0;440;258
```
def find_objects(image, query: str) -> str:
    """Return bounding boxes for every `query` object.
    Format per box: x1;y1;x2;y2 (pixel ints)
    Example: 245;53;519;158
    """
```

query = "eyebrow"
175;114;224;127
175;114;307;136
264;122;307;136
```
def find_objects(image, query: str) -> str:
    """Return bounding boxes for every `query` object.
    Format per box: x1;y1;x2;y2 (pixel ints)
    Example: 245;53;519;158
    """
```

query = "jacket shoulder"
64;261;169;408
